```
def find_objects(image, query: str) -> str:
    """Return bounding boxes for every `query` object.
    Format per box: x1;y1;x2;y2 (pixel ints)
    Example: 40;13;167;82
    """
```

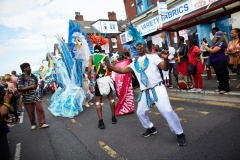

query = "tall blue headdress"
127;23;147;47
124;23;147;57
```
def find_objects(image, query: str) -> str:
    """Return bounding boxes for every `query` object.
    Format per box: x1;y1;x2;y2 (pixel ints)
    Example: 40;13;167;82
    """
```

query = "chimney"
108;11;117;20
75;12;84;21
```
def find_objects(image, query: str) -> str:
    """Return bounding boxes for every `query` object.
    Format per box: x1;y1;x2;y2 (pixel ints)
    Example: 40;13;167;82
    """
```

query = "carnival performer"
88;45;117;129
107;42;186;146
107;37;186;146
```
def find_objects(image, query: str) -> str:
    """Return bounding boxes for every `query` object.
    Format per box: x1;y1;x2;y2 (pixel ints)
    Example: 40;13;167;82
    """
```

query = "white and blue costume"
128;54;183;134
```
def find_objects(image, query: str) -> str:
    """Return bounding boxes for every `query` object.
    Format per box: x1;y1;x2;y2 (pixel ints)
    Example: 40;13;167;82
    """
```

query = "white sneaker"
85;103;90;107
39;124;49;129
88;102;93;106
189;88;197;92
31;125;36;130
197;88;203;92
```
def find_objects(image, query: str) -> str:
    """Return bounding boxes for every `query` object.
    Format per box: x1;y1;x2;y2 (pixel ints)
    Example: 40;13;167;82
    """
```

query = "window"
135;0;153;14
111;38;118;48
136;0;144;13
110;23;115;30
104;23;107;30
147;0;153;7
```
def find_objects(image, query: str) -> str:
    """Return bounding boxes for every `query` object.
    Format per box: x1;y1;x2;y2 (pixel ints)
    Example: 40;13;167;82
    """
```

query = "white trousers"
136;85;183;135
162;70;169;80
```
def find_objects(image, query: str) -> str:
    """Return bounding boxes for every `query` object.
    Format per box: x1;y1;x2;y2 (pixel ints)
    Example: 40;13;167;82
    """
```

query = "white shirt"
128;54;163;90
168;47;176;63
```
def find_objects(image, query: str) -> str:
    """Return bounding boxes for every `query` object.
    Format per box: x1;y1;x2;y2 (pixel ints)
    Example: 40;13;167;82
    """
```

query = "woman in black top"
175;36;192;89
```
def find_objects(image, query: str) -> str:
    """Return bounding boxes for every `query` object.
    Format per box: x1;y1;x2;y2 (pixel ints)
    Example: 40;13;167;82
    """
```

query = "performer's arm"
107;63;133;74
0;90;12;123
87;56;93;80
17;75;36;92
158;50;169;71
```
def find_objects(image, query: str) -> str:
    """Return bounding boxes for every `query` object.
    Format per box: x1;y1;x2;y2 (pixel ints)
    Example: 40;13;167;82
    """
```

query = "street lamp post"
42;35;50;53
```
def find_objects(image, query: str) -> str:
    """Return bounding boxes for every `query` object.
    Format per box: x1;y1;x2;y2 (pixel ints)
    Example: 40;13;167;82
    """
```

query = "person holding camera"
17;63;49;130
0;89;13;160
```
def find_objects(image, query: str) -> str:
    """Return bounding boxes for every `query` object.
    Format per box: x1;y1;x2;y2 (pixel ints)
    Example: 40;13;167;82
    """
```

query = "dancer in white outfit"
107;42;186;146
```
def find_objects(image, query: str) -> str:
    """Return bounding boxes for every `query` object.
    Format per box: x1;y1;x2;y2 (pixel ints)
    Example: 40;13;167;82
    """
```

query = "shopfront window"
147;0;153;7
136;0;144;13
136;0;154;15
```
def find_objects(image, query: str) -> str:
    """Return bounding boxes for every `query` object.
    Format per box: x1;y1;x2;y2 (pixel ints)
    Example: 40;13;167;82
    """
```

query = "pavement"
161;73;240;104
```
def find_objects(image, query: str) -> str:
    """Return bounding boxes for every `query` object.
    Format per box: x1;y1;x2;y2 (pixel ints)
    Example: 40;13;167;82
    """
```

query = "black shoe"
142;127;157;137
112;116;117;124
177;133;186;146
98;119;105;129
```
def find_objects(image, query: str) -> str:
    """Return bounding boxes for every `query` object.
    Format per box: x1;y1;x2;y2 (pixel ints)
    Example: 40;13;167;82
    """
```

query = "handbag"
187;64;197;75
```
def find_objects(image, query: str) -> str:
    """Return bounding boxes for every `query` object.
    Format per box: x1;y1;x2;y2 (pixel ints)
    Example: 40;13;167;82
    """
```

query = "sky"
0;0;126;75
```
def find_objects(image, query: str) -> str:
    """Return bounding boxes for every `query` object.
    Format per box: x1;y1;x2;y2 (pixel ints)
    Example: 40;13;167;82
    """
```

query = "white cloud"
0;0;126;75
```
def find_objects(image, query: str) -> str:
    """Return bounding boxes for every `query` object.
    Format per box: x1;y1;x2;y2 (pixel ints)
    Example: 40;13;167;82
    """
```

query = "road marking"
199;111;209;115
14;143;21;160
175;107;184;111
71;119;82;127
19;107;25;124
98;141;125;160
179;118;187;122
169;97;240;108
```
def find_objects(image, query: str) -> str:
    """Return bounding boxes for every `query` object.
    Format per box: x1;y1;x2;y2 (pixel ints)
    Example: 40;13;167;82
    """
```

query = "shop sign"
190;0;218;11
161;1;192;23
136;15;162;36
157;1;168;16
120;31;133;44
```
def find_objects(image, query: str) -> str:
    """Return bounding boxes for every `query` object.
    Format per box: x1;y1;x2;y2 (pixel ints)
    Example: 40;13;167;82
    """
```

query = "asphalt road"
6;90;240;160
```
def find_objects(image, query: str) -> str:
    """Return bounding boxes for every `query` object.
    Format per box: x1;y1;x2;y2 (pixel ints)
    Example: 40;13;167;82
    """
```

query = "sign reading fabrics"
160;0;218;24
161;1;192;23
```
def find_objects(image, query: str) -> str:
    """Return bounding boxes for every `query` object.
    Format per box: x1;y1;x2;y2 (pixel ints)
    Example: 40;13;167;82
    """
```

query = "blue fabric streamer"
145;89;151;108
138;91;143;102
74;59;83;87
151;88;158;102
60;42;74;78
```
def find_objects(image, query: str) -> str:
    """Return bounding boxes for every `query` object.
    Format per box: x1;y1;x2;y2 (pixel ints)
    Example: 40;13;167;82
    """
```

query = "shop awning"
161;0;240;32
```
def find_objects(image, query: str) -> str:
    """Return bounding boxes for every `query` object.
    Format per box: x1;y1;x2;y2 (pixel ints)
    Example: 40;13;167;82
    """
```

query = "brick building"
72;11;124;53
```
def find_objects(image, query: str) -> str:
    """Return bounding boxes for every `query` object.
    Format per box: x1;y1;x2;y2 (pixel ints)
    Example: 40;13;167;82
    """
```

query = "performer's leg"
107;92;117;124
137;92;153;129
137;92;157;137
107;93;115;116
153;85;184;135
95;96;103;119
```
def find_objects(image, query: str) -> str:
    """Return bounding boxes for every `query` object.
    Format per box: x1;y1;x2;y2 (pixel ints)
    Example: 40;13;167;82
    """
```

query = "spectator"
175;36;191;89
0;89;13;160
17;63;49;129
162;44;176;88
202;31;230;94
11;71;18;88
188;38;204;92
0;76;4;83
226;28;240;89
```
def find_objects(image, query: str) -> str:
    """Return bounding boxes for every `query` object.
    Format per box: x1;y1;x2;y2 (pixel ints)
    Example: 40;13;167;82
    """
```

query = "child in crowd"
82;68;93;107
